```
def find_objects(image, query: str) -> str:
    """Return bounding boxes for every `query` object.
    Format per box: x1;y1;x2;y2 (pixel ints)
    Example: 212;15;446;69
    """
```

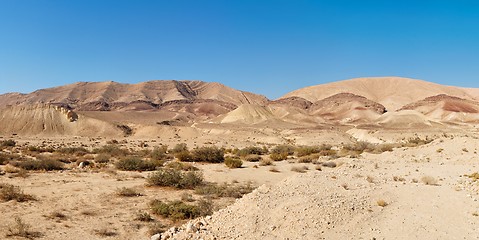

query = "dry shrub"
6;217;42;239
95;153;111;163
13;158;64;171
93;144;129;157
270;152;288;161
259;158;273;166
94;228;117;237
0;183;35;202
148;222;166;235
1;139;16;147
191;146;224;163
236;146;267;157
150;146;169;160
47;211;68;221
224;157;242;168
149;198;213;221
56;147;90;156
170;143;188;154
116;187;143;197
291;165;308;173
321;161;337;168
270;145;294;161
115;157;161;171
421;176;438;185
164;161;198;171
243;154;262;162
135;212;154;222
147;168;203;189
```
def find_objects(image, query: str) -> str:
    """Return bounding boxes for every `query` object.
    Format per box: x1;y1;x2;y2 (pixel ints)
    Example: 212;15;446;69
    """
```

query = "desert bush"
342;141;374;155
26;146;54;153
405;137;433;147
115;157;160;171
259;158;273;166
270;152;288;161
150;146;169;160
270;145;295;155
291;166;308;173
0;183;35;202
47;211;68;221
94;228;117;237
236;146;267;157
296;146;321;157
14;158;64;171
243;154;262;162
170;143;188;154
56;147;90;156
93;144;129;157
194;182;255;198
135;212;154;222
190;146;224;163
164;161;198;171
0;152;24;165
6;217;42;239
150;200;203;220
224;157;242;169
95;153;111;163
116;187;143;197
298;154;320;163
175;150;193;162
147;168;203;189
1;139;16;147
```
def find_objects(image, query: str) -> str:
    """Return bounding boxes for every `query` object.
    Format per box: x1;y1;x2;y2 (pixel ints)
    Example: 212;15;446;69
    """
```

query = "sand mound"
215;104;277;124
375;110;442;129
309;93;386;124
0;104;121;137
282;77;479;111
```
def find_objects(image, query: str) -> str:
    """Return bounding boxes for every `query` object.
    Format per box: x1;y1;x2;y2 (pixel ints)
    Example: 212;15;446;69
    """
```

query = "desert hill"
282;77;479;111
0;80;268;112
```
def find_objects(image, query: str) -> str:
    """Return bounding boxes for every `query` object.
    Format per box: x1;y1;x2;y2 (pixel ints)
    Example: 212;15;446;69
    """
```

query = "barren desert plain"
1;77;479;240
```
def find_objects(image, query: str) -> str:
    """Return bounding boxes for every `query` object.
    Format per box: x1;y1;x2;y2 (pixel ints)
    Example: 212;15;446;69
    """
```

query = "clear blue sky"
1;0;479;99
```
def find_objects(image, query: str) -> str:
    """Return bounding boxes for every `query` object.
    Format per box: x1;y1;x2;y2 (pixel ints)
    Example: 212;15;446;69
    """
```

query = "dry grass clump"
135;211;154;222
421;176;439;185
0;183;35;202
46;211;68;221
116;187;143;197
377;199;388;207
12;158;64;171
149;198;213;221
147;168;203;189
321;161;337;168
195;182;255;199
291;165;309;173
115;157;161;171
6;217;42;239
224;157;243;168
94;153;111;163
404;137;433;147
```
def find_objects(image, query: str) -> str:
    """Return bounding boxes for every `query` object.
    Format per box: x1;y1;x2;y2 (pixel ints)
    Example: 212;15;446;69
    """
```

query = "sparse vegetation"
115;157;160;171
195;182;255;198
243;154;262;162
236;146;267;157
147;168;203;189
164;161;198;171
190;146;225;163
135;212;154;222
149;198;213;221
1;139;16;147
0;183;35;202
259;158;273;166
93;144;129;157
94;228;118;237
13;158;64;171
6;217;42;239
269;145;294;161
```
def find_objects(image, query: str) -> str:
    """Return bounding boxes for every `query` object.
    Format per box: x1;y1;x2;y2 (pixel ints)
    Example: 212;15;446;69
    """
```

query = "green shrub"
190;146;224;163
14;159;64;171
224;157;242;168
115;157;160;171
147;168;203;189
170;143;188;153
236;146;267;157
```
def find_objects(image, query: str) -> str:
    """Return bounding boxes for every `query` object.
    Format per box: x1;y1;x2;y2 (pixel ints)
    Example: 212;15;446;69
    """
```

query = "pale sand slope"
282;77;479;111
170;136;479;240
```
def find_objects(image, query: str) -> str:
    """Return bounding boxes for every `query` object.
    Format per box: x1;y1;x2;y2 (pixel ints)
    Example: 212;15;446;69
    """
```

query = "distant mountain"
281;77;479;111
0;80;268;113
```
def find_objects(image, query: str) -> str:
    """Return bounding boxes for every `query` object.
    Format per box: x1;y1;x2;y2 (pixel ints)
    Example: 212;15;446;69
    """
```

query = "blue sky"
1;0;479;99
